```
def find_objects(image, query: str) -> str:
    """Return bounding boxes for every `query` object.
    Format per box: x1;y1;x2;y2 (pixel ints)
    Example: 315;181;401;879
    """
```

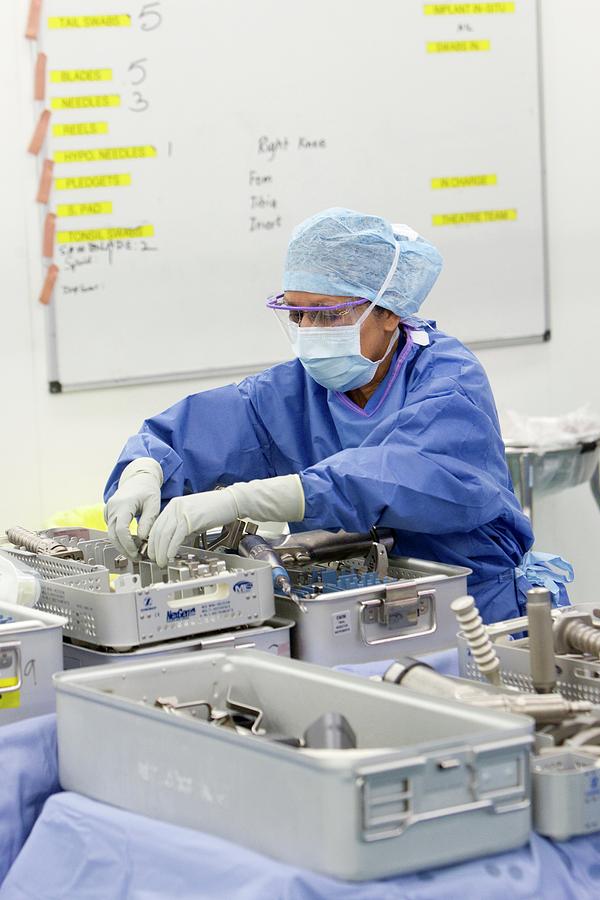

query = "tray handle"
196;633;257;650
359;589;436;646
0;641;22;694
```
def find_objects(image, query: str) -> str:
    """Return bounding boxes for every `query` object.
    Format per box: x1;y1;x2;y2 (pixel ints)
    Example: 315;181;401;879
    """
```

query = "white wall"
2;0;599;601
480;0;600;601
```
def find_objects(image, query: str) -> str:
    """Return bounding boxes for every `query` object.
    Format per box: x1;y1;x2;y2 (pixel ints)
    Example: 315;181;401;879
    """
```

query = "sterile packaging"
502;407;600;451
54;650;532;880
0;552;41;607
502;407;600;499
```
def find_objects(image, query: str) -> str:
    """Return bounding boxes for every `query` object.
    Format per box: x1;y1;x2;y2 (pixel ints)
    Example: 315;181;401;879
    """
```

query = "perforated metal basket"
457;606;600;705
1;532;275;652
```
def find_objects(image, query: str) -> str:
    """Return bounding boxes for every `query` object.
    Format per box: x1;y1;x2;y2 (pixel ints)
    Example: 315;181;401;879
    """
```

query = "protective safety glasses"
266;293;373;329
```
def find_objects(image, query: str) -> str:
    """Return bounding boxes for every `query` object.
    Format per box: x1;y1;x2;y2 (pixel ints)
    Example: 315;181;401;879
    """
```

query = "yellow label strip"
57;202;113;217
0;678;20;710
57;225;154;243
54;146;156;163
50;69;112;83
424;3;514;13
53;122;109;138
431;174;497;189
51;95;120;110
55;174;131;190
427;40;490;52
48;15;131;28
432;209;517;225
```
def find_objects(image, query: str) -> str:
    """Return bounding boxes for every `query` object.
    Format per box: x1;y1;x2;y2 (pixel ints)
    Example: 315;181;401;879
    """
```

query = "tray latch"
359;587;436;646
0;641;23;695
358;764;414;842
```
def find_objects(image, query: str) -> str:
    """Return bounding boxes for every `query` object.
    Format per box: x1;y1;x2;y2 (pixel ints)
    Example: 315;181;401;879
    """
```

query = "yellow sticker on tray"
0;678;20;710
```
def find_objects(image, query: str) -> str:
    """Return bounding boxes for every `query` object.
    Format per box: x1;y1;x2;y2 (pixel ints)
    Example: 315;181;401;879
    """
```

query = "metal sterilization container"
62;616;293;668
276;557;471;665
0;600;65;724
55;650;532;880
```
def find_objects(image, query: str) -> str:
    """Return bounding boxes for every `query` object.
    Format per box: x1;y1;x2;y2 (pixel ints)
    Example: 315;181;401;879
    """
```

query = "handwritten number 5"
139;3;162;31
129;58;148;86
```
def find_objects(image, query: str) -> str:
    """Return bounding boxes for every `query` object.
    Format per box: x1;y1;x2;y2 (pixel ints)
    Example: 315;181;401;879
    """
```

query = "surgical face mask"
267;235;402;392
288;310;398;391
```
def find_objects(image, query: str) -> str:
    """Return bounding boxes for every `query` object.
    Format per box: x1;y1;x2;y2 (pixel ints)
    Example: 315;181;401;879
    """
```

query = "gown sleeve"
299;374;515;535
103;381;276;503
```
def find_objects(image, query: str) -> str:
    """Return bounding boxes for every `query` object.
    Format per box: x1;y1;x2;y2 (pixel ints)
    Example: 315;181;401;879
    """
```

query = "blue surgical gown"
105;325;533;623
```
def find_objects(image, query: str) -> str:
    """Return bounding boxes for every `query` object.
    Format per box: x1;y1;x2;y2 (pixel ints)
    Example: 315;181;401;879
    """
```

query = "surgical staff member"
104;208;534;624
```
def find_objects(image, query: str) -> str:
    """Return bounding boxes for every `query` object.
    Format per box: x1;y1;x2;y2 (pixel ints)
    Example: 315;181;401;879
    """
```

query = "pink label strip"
36;159;54;204
39;264;59;305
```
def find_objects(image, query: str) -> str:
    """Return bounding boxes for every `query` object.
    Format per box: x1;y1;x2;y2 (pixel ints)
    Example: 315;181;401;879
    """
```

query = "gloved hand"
104;458;163;559
147;474;305;568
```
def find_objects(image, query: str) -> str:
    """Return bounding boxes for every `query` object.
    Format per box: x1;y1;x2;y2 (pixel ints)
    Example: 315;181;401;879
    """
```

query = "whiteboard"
29;0;547;390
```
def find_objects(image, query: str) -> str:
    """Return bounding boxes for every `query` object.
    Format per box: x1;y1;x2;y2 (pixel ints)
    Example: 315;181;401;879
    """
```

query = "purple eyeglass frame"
266;293;370;311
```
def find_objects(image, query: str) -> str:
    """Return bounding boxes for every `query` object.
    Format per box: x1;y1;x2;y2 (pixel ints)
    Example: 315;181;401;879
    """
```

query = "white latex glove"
147;474;305;568
104;458;164;559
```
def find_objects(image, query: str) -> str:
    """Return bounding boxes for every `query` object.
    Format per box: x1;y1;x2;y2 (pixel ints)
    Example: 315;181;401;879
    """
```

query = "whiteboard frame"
49;329;551;393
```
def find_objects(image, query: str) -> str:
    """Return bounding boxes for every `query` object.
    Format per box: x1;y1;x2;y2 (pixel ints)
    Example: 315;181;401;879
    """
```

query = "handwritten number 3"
129;91;150;112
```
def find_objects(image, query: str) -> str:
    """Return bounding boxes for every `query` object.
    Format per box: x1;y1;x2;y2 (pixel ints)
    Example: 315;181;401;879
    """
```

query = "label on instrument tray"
166;606;196;622
332;610;352;636
199;599;233;617
0;678;20;709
